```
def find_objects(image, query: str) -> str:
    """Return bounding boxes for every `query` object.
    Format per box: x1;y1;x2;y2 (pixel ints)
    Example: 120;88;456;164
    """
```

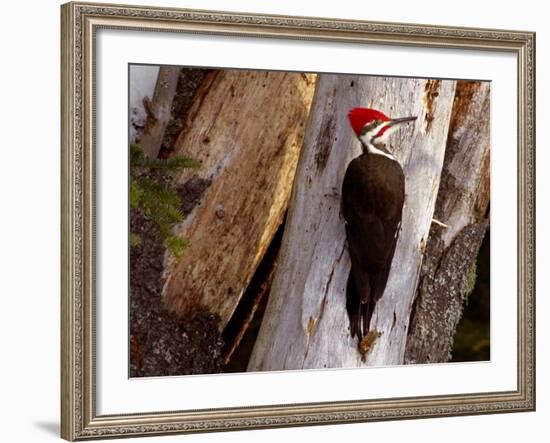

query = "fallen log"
162;69;316;329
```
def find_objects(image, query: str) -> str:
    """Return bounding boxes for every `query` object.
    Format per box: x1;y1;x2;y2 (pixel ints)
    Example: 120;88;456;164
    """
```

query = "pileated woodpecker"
343;108;417;343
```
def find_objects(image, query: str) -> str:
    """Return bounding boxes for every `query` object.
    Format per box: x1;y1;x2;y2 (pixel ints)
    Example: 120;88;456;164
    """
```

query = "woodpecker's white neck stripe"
364;143;396;161
359;121;397;161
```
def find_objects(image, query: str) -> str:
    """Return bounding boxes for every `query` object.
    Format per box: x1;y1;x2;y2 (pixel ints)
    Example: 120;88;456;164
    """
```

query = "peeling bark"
405;81;491;364
248;75;456;371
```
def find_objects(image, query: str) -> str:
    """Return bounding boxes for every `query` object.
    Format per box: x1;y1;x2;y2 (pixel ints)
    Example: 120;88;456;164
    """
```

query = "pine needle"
129;144;198;258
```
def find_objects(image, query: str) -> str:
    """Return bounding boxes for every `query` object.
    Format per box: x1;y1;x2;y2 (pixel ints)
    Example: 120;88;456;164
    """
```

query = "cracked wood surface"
162;70;316;328
405;81;491;364
248;75;456;371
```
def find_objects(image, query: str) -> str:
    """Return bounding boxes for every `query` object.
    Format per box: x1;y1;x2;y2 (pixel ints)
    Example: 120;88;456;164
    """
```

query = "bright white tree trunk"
248;75;456;371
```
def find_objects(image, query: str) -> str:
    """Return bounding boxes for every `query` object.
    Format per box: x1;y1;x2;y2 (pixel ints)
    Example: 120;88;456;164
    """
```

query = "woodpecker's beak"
390;116;417;126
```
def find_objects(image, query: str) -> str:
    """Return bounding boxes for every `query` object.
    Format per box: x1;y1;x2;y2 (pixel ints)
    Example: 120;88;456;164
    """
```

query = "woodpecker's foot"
431;218;449;229
358;330;382;362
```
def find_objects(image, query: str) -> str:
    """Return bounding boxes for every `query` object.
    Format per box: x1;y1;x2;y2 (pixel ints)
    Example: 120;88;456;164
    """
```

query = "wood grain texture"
405;81;491;364
162;70;316;328
248;75;456;371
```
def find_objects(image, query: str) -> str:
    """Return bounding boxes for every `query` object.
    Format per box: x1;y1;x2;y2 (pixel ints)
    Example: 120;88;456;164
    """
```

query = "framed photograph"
61;1;535;440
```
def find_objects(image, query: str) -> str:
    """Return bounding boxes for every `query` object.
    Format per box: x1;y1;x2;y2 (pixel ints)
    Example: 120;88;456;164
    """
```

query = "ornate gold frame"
61;1;536;440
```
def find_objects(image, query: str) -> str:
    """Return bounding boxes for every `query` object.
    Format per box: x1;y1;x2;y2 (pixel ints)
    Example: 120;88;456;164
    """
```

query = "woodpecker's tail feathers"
346;272;361;339
346;267;388;341
361;300;370;338
346;269;375;341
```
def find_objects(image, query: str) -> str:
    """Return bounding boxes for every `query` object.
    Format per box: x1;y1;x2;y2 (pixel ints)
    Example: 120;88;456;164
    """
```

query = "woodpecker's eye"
360;120;380;136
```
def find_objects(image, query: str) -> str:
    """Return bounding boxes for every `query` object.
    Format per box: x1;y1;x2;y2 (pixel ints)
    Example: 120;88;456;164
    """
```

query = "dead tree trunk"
405;81;491;364
162;70;316;328
138;66;180;159
248;75;456;371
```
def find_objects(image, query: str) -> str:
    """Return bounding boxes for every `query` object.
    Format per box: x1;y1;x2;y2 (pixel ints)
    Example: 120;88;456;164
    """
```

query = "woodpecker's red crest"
348;108;390;136
348;107;417;147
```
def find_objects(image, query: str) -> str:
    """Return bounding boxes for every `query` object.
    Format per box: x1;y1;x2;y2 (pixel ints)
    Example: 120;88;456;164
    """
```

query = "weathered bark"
138;66;180;158
405;81;491;364
248;75;456;371
162;70;316;328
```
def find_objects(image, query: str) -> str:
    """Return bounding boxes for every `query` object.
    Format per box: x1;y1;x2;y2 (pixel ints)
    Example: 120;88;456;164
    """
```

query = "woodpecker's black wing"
342;153;405;340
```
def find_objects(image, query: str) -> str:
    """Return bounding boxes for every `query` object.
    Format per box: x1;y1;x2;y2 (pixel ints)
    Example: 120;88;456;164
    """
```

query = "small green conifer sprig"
130;144;199;258
130;143;200;174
